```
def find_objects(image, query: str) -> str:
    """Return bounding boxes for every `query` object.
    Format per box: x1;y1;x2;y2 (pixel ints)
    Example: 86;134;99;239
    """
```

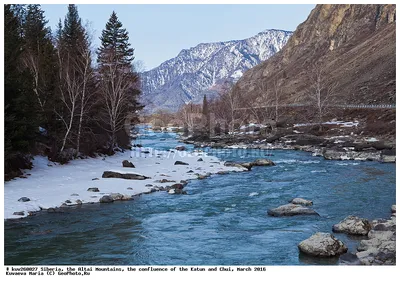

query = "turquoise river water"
4;131;396;265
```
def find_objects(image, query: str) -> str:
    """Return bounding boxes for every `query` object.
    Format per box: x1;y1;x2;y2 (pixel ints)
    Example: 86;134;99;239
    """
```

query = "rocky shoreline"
266;196;396;265
181;131;396;163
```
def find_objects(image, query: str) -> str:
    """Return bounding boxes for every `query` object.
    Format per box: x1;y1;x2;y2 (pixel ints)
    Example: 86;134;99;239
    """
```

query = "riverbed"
4;131;395;265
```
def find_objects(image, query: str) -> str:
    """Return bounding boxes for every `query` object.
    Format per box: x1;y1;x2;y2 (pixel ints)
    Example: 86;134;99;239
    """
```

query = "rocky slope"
140;29;292;112
236;4;396;106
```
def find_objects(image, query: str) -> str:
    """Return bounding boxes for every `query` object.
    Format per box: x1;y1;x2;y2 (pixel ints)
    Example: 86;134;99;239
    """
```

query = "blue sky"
41;4;315;70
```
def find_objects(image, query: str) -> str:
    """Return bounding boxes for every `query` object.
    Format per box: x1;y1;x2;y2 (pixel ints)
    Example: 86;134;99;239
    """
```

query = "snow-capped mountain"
141;29;292;112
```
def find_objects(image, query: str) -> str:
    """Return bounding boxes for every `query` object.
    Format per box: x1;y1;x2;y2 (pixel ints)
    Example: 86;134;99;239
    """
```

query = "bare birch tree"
309;62;338;130
98;52;139;151
75;42;94;155
55;51;80;153
218;82;248;134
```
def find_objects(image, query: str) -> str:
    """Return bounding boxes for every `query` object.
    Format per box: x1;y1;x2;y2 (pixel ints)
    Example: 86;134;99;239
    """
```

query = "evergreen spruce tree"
97;11;142;153
62;4;86;51
97;11;134;67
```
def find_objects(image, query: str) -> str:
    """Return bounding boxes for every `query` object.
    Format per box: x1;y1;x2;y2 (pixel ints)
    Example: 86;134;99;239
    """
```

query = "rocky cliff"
236;4;396;105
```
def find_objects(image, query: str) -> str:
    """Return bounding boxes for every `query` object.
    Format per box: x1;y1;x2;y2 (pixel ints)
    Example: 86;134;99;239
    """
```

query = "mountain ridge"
140;29;293;112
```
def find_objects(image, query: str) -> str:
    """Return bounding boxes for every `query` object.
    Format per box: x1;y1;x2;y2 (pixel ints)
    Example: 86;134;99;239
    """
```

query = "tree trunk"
60;103;75;153
76;62;89;156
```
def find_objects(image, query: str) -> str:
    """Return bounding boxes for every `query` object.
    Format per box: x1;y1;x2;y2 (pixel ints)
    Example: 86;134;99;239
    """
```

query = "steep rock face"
236;4;396;106
141;29;292;112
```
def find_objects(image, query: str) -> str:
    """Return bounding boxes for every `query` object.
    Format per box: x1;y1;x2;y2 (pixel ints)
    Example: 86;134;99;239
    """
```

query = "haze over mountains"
140;29;292;112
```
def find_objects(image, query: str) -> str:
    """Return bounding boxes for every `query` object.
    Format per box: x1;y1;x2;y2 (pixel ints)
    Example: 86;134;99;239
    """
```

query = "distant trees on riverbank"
4;4;142;179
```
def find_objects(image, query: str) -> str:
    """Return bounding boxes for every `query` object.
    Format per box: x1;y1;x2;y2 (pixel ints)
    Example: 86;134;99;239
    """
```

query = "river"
4;130;395;265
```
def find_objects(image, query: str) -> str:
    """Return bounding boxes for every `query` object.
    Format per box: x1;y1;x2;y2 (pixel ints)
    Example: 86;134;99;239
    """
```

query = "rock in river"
167;183;187;195
251;159;275;166
332;216;371;235
298;232;348;257
175;145;186;151
240;162;253;170
122;160;135;168
267;204;319;217
289;198;313;206
224;161;251;170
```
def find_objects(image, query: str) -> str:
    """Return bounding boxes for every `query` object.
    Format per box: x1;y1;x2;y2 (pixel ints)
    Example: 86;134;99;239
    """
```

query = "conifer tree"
97;11;134;67
62;4;86;51
4;5;37;178
97;11;142;153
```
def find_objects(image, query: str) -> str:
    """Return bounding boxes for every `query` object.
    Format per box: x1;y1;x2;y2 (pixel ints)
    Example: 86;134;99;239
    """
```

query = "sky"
41;4;315;70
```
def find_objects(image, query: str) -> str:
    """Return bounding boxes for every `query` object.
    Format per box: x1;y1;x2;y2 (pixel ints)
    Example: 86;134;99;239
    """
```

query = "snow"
4;148;245;220
141;30;292;112
230;70;243;79
294;120;359;128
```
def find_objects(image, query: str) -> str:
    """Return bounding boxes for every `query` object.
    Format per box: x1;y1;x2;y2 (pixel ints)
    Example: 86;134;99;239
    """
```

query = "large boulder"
224;161;238;167
298;232;348;257
267;204;319;217
224;161;251;170
251;159;275;166
99;195;114;203
289;198;313;206
167;183;187;195
109;193;124;201
122;160;135;168
332;216;371;235
240;162;253;170
102;171;150;180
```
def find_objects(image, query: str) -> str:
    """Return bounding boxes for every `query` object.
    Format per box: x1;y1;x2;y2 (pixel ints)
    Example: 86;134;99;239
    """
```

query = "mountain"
140;29;292;112
236;4;396;106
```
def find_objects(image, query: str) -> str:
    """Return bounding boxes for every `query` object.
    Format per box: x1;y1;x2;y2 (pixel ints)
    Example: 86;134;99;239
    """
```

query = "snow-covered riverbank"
4;148;245;220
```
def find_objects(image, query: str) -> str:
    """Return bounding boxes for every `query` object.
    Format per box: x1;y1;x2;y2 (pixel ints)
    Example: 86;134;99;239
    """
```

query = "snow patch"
4;149;246;220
